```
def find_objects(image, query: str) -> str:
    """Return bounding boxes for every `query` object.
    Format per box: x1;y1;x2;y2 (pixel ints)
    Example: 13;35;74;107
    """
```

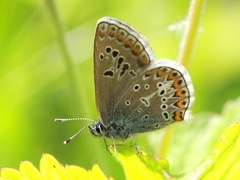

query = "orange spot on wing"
116;34;124;42
157;69;167;77
167;71;178;80
124;38;135;48
98;31;105;38
173;111;184;121
175;99;187;109
109;31;115;37
173;79;181;88
175;89;186;97
138;54;149;66
131;46;141;56
145;70;154;76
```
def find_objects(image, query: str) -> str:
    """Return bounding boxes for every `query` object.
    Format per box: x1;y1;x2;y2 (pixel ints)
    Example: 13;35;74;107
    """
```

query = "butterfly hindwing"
113;59;194;133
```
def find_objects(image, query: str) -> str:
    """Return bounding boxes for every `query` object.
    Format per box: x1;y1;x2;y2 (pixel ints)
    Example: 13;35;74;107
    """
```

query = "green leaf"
111;146;170;180
144;98;240;179
198;121;240;179
150;98;240;176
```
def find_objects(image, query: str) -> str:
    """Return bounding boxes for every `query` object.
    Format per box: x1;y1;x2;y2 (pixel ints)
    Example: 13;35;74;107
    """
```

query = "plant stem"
178;0;206;68
159;0;206;158
45;0;81;113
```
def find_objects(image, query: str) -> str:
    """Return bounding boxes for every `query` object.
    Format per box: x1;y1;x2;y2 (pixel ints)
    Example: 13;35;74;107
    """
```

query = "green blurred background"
0;0;240;179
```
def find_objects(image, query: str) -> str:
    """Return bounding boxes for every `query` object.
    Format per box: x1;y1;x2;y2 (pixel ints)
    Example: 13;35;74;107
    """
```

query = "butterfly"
56;17;194;154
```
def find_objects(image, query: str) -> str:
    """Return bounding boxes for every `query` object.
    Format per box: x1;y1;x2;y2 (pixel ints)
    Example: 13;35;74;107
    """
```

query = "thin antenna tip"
64;139;71;144
55;118;63;122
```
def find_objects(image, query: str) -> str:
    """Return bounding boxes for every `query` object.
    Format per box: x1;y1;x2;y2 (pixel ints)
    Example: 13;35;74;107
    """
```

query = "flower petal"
40;153;67;180
20;161;41;180
90;164;108;180
65;165;88;179
0;168;22;179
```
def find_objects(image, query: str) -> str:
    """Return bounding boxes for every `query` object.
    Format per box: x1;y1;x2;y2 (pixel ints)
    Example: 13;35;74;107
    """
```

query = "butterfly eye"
89;122;103;137
96;126;102;134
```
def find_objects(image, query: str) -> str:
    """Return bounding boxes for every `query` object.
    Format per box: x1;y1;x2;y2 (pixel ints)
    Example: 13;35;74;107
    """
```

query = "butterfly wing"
94;17;156;126
113;59;194;133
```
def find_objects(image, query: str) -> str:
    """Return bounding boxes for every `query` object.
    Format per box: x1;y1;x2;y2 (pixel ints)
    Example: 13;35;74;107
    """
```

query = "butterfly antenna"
55;117;95;123
63;124;90;144
55;117;95;144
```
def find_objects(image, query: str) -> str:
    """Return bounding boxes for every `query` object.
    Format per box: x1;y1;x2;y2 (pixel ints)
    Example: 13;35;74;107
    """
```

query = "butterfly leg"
110;135;117;154
103;136;112;155
103;136;117;155
130;134;140;154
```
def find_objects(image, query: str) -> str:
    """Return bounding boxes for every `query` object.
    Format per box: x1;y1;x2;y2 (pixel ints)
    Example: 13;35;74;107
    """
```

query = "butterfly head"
88;121;104;137
55;118;105;144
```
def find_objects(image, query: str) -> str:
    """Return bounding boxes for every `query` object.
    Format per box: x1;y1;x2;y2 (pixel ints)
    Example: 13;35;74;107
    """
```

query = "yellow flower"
0;154;109;180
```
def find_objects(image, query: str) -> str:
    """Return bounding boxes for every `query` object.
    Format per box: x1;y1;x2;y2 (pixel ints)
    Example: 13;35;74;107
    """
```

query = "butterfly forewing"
94;17;156;126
